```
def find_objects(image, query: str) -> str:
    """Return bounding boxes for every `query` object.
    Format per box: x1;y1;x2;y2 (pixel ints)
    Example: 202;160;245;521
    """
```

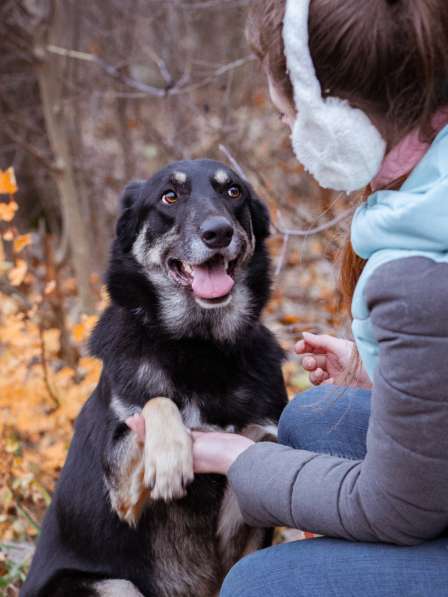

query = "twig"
14;502;41;532
219;145;354;237
274;210;290;276
272;207;354;238
37;322;60;410
171;56;255;95
275;233;290;276
45;45;254;98
3;123;57;173
176;0;250;9
45;45;96;63
144;121;184;161
219;144;247;179
46;44;167;96
146;47;174;87
6;483;42;532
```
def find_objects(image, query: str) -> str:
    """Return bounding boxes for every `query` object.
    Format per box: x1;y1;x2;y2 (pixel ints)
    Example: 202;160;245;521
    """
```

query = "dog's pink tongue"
191;262;234;299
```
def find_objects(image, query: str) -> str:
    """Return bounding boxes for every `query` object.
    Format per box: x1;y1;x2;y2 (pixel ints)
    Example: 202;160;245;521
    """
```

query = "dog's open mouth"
167;255;238;305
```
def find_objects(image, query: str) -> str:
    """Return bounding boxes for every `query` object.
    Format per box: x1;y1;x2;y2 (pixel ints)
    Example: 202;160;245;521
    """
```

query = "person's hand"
191;431;254;475
126;415;254;475
295;332;372;388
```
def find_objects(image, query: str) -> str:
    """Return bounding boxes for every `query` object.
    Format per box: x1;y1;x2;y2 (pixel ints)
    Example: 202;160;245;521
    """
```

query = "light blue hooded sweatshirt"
351;124;448;380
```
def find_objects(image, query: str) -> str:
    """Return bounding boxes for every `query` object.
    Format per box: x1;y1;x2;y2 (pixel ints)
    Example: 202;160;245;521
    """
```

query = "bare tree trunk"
34;0;95;313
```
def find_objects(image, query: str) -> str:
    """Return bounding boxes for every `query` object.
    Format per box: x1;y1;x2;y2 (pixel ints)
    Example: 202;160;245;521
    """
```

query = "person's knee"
277;385;336;448
220;552;259;597
278;385;371;457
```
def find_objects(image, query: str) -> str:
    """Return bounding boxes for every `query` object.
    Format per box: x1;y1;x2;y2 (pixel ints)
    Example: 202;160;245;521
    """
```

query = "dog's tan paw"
142;398;194;502
144;432;193;501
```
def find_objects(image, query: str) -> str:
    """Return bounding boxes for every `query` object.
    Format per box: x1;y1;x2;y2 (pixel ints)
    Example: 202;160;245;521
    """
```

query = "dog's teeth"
183;262;192;275
224;259;229;271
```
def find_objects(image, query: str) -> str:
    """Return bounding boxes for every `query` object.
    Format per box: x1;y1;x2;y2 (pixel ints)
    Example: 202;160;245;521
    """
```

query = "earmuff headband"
283;0;387;192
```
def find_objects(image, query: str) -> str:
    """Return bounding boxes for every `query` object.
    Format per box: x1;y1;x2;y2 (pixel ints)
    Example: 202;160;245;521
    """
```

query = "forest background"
0;1;353;594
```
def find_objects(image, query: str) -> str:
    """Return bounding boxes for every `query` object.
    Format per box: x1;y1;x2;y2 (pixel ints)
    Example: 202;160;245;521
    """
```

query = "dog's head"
107;159;271;342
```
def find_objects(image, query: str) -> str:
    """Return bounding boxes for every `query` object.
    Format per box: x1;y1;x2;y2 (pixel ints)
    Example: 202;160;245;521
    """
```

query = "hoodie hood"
352;124;448;260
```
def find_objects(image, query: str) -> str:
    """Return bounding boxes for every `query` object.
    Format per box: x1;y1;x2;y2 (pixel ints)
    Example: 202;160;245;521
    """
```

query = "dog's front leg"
107;422;148;527
108;397;193;527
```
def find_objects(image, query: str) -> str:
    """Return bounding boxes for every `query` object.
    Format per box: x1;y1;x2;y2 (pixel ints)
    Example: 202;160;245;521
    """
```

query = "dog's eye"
161;191;177;205
227;186;241;199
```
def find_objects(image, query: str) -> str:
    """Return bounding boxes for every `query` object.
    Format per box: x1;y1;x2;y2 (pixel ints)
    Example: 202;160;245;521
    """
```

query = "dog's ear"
116;181;145;253
249;193;271;241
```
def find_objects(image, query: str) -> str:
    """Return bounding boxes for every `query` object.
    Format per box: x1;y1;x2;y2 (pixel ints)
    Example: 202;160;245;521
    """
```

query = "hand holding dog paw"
296;332;371;388
126;415;254;486
191;431;254;475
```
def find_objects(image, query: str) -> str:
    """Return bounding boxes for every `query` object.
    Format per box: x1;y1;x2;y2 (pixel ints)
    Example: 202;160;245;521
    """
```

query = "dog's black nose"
200;217;234;249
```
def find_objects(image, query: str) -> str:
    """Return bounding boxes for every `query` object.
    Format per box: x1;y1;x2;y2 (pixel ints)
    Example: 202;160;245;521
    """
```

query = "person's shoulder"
365;256;448;334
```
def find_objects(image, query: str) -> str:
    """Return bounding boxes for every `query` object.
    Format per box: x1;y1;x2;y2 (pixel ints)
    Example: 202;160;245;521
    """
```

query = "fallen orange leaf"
280;314;302;325
71;315;97;343
8;259;27;286
0;201;18;222
0;167;18;195
14;234;32;254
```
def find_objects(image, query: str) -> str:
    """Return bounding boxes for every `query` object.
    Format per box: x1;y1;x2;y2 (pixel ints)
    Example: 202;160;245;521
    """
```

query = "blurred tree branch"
3;122;57;173
45;45;255;98
219;145;354;238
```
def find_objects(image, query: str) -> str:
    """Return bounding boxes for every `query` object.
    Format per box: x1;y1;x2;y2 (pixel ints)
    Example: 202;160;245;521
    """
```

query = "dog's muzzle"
166;216;250;308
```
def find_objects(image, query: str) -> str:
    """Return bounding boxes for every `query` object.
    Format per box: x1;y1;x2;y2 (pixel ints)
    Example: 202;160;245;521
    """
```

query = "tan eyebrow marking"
214;169;230;184
173;171;187;184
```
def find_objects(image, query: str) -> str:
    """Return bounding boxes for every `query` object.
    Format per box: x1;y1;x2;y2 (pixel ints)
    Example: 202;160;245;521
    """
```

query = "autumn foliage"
0;168;103;589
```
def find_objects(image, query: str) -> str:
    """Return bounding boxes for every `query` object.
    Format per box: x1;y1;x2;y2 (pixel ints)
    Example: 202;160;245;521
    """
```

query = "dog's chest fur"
103;330;281;596
142;494;223;596
106;327;275;430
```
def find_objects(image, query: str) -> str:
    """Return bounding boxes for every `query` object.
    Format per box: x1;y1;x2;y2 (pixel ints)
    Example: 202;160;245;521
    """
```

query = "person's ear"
116;181;145;253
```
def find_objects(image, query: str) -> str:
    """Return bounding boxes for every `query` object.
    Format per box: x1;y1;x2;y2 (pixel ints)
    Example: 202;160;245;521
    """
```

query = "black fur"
22;160;288;597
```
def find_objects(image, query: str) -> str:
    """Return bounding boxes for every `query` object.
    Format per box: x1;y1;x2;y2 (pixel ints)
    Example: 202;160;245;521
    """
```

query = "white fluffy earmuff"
283;0;387;192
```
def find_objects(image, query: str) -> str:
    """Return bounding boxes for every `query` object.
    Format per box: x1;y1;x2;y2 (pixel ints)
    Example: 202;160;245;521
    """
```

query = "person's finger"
302;332;343;355
309;368;330;385
126;414;145;442
322;377;335;386
296;337;327;355
295;339;318;355
295;339;307;354
302;354;327;372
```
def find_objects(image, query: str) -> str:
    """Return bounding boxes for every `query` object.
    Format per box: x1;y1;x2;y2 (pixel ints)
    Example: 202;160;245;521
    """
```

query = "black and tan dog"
22;160;288;597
